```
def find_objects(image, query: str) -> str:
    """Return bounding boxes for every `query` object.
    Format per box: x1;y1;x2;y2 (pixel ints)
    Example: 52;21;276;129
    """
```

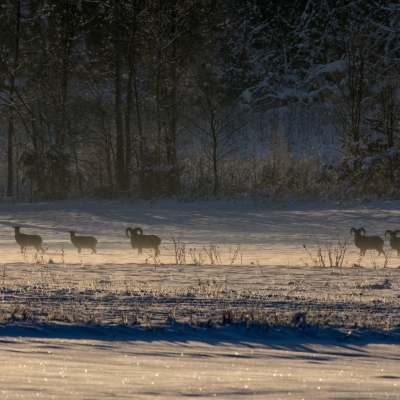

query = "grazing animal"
350;227;385;256
68;231;97;254
385;230;400;256
13;226;44;253
126;227;161;255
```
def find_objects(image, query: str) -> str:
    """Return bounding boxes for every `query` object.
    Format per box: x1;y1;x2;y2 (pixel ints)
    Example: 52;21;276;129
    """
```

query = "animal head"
13;226;21;231
350;227;366;237
68;231;76;236
385;229;400;238
126;227;143;237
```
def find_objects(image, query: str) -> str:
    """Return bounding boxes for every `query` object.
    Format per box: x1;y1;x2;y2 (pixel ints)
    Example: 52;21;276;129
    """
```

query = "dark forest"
0;0;399;202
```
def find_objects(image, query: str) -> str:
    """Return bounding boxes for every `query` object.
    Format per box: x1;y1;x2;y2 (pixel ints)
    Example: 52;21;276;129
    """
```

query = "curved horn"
385;230;393;238
126;227;133;238
350;228;357;236
394;230;400;236
133;227;143;235
359;228;366;236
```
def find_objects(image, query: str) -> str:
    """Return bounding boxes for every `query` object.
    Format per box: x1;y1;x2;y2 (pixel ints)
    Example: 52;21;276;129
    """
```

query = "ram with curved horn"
385;230;400;256
126;227;161;255
350;227;385;256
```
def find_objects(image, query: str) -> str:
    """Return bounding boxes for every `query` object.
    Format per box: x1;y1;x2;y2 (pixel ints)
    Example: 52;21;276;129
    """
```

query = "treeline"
0;0;399;201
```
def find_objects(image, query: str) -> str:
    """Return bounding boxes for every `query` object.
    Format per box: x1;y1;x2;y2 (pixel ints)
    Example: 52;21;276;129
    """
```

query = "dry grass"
0;242;399;333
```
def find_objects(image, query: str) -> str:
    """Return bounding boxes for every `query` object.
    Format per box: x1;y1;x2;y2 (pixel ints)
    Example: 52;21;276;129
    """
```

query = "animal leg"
78;248;81;254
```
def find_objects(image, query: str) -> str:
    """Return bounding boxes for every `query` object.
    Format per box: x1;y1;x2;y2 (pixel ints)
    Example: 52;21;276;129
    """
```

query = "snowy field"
0;198;400;398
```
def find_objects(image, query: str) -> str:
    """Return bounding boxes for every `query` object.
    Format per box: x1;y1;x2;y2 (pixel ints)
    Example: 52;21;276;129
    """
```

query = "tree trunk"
133;64;147;197
155;63;165;196
7;0;21;197
114;0;126;191
105;137;113;188
30;119;44;195
7;110;14;197
212;114;218;196
58;1;76;150
165;41;180;196
125;64;133;189
70;133;83;197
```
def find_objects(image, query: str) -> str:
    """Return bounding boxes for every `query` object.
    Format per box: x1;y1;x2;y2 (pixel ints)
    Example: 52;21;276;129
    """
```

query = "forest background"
0;0;399;202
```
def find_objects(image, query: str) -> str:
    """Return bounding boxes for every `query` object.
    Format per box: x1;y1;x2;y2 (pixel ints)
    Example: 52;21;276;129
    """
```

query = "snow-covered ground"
1;323;399;399
0;198;399;398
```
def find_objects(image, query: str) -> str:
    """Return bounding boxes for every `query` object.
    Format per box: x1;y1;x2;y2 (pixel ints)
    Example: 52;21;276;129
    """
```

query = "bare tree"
191;64;247;196
0;0;21;197
113;0;126;191
140;0;214;197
